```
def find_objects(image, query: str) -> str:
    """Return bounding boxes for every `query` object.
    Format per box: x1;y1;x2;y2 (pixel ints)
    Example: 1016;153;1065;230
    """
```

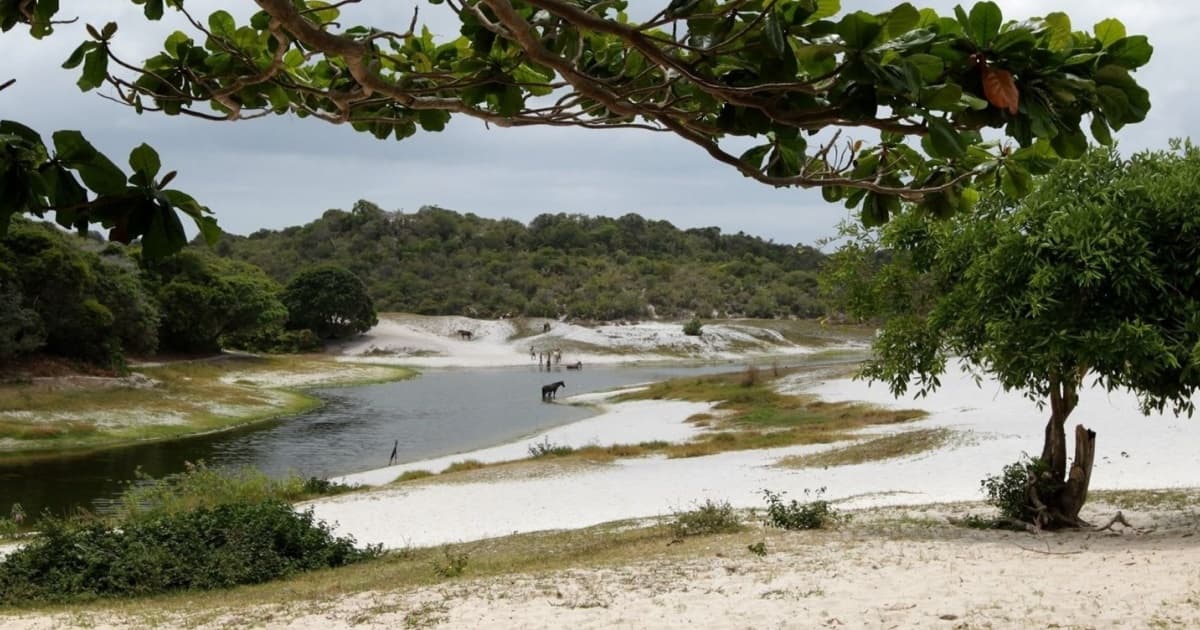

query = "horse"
541;381;565;400
457;329;473;340
565;361;582;371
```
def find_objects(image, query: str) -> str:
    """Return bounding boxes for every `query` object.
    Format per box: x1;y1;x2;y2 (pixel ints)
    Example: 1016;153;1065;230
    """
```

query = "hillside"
211;201;826;320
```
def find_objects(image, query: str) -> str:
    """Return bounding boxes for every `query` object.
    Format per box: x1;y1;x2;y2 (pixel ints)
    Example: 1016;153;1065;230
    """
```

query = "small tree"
824;143;1200;528
283;266;377;340
683;317;703;336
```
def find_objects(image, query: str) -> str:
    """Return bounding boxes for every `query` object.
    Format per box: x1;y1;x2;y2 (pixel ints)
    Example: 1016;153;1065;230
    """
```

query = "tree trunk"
1030;378;1096;529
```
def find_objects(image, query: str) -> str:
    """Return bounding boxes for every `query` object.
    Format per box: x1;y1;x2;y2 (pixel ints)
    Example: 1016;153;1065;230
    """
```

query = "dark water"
0;363;746;517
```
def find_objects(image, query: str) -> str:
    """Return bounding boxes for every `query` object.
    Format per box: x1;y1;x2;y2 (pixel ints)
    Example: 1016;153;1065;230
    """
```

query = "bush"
980;455;1053;521
761;488;843;530
431;546;469;578
670;499;742;538
395;469;434;483
0;501;379;604
682;317;703;336
528;437;574;458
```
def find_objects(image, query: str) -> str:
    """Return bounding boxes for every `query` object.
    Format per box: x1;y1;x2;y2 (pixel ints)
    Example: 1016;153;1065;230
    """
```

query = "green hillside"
213;201;826;320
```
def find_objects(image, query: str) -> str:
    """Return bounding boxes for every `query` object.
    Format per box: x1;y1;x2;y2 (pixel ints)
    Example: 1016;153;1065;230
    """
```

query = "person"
388;439;398;465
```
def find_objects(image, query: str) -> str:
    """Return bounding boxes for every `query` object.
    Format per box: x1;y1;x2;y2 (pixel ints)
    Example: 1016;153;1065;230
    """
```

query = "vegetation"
0;501;377;605
0;2;1151;256
980;456;1051;522
214;203;827;320
823;144;1200;528
762;488;843;530
281;265;377;340
0;463;378;605
682;317;704;337
779;428;956;468
669;499;742;538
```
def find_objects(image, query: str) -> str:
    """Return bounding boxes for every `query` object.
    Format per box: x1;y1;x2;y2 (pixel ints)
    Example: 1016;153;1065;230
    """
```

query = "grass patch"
1090;488;1200;511
443;460;485;473
778;428;955;469
395;469;435;483
0;356;414;459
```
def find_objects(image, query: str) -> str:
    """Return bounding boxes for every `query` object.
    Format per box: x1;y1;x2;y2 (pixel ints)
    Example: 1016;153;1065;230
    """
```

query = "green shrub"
528;437;574;458
670;499;742;538
431;546;469;578
747;541;767;557
116;463;354;524
980;455;1052;521
682;317;703;336
0;501;379;604
444;460;485;473
761;488;843;530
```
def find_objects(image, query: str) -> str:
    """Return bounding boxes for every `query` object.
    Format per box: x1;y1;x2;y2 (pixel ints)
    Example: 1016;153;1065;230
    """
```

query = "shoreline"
308;363;1200;550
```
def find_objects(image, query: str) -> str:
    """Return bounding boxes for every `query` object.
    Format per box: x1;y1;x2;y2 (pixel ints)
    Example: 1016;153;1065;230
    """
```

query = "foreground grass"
0;355;414;459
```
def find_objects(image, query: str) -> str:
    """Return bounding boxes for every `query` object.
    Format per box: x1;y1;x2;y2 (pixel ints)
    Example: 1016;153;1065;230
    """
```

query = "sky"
0;1;1196;247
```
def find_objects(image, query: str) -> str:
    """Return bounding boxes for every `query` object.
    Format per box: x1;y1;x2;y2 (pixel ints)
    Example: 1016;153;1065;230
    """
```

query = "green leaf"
885;3;920;39
926;117;967;159
1093;18;1126;48
805;0;841;24
921;83;963;110
1010;139;1058;174
77;49;108;92
1050;126;1088;159
129;143;161;182
837;12;882;50
1106;36;1153;68
62;42;94;69
141;0;164;20
1043;12;1072;52
417;109;450;132
1089;115;1113;146
968;2;1002;47
904;53;944;82
1000;161;1032;197
207;10;236;38
52;130;128;195
764;13;787;59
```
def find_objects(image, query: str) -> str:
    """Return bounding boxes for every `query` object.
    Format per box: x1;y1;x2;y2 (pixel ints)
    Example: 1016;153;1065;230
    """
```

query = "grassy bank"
0;355;415;460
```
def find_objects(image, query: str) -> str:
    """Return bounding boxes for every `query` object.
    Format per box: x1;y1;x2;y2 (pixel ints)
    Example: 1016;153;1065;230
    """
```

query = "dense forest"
214;201;826;320
0;219;373;370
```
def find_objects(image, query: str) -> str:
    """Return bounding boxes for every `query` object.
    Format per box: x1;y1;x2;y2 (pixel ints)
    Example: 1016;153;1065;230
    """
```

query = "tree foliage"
142;250;289;353
823;143;1200;526
0;219;159;366
0;1;1154;256
217;201;826;320
282;265;377;340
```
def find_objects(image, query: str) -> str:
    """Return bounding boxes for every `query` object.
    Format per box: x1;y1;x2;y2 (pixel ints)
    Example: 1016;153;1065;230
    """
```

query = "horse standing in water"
541;381;565;400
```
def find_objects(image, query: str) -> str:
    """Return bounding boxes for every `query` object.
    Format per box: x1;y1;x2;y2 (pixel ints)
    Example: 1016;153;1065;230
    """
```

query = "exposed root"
1095;511;1137;533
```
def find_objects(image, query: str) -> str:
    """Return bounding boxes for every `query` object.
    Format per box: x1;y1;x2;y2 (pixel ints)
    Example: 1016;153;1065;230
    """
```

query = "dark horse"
541;381;565;400
565;361;583;370
457;329;473;340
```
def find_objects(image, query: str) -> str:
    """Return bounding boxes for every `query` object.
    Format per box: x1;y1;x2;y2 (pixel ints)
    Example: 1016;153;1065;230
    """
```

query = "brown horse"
565;361;582;370
457;329;473;340
541;381;565;400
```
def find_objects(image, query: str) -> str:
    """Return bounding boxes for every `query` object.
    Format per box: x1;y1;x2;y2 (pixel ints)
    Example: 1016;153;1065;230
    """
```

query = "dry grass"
778;428;957;469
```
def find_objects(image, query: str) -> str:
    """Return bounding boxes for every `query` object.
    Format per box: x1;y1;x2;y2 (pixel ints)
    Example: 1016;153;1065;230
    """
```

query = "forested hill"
212;201;826;320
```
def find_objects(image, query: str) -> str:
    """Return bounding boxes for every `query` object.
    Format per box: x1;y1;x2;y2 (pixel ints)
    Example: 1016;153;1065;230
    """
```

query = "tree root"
1095;511;1138;533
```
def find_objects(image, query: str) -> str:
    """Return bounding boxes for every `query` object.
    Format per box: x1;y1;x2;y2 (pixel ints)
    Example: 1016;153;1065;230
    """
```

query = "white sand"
335;314;826;368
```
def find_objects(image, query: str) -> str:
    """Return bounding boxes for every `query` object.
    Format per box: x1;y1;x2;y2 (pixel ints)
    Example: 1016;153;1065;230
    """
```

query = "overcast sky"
1;1;1196;247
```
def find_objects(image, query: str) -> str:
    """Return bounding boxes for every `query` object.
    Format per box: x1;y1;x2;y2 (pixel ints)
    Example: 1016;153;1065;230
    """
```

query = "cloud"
0;1;1192;248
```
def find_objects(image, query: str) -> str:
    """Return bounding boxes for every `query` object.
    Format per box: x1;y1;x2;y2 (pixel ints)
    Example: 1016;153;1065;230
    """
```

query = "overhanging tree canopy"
0;1;1152;255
